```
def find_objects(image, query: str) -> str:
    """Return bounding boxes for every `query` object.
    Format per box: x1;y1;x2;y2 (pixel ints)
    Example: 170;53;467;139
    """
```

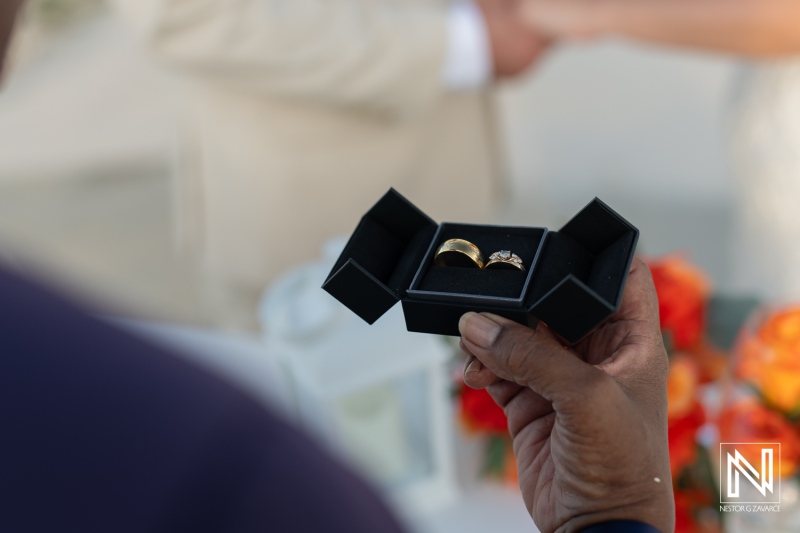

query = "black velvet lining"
587;231;635;305
418;268;529;298
327;189;437;296
526;232;592;304
526;229;636;308
409;223;546;300
388;226;438;295
331;217;404;287
560;198;634;255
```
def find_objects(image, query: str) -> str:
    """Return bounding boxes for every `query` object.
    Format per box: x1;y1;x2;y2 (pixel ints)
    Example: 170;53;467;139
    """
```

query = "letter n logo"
720;443;781;504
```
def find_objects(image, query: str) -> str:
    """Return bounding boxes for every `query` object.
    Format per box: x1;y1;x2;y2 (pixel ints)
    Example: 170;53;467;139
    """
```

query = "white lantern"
260;240;458;516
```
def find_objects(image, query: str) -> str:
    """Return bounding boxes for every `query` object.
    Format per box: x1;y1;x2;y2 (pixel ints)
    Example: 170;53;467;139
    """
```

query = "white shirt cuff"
441;1;492;90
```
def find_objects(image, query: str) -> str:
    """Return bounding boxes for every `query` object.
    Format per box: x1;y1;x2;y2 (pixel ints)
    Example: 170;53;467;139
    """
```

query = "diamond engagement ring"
484;250;525;271
433;239;485;269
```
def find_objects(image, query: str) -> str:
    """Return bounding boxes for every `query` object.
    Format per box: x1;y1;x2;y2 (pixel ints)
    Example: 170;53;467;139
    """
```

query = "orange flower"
647;256;711;350
759;307;800;354
718;399;800;478
668;356;721;532
502;441;519;486
736;306;800;413
685;343;728;384
668;355;701;419
667;356;707;477
756;365;800;415
459;385;508;435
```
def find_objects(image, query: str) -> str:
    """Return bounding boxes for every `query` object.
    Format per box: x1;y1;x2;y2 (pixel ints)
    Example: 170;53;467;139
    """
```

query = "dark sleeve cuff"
581;520;661;533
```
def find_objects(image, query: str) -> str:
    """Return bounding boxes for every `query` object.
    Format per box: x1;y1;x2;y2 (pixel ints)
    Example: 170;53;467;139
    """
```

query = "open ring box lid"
322;189;639;345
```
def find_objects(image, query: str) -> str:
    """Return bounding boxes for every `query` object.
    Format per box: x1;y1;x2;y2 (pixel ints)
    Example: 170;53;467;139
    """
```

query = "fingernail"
459;312;501;349
465;357;482;374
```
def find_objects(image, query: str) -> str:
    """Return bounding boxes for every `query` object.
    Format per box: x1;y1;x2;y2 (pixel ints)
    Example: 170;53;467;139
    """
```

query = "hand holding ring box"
323;189;638;345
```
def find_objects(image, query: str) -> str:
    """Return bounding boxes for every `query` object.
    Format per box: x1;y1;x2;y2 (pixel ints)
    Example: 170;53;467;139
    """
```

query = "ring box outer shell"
322;189;639;345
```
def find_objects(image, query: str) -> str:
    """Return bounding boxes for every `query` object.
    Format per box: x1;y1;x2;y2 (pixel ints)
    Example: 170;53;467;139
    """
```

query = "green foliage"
482;435;509;477
24;0;105;29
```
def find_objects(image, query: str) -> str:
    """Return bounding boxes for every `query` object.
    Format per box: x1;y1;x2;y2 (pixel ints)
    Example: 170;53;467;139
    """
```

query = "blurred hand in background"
478;0;551;78
519;0;800;56
516;0;800;301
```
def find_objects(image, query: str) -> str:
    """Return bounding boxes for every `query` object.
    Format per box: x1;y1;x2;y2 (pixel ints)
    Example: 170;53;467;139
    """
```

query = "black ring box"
322;189;639;345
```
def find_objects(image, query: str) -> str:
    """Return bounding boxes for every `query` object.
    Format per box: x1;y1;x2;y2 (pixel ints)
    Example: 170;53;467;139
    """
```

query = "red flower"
668;356;700;419
459;385;508;435
668;400;706;478
674;490;719;533
674;490;698;533
667;355;706;477
647;256;711;350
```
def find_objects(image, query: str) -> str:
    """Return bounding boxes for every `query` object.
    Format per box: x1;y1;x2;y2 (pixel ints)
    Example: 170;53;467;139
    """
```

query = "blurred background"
0;0;738;328
3;2;797;532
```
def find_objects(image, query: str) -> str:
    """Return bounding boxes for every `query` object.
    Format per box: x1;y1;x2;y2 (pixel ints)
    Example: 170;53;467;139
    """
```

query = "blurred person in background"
110;0;550;331
520;0;800;301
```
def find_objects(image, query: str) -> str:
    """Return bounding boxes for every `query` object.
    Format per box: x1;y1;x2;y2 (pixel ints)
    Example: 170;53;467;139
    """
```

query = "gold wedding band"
434;239;485;269
484;250;525;272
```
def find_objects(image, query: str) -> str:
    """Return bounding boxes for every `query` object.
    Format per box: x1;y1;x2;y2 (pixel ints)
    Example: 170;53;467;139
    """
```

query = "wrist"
520;0;620;40
562;482;675;533
579;520;664;533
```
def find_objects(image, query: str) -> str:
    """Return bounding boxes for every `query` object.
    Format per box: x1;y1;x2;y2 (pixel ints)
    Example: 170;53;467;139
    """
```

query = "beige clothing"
113;0;501;328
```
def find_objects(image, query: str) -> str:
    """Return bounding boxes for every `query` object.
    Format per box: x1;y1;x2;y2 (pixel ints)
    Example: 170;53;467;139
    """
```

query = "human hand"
459;258;675;533
518;0;615;40
477;0;551;78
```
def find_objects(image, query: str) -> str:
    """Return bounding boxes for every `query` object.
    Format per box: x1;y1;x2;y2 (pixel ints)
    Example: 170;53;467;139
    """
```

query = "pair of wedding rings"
433;239;525;271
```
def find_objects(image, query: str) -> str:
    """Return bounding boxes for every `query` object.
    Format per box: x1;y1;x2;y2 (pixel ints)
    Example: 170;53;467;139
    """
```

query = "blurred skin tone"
520;0;800;57
478;0;551;77
460;258;675;533
0;0;24;78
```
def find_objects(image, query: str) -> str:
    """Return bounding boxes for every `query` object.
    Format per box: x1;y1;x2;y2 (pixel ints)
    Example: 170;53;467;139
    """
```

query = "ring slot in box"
323;188;638;344
407;223;546;306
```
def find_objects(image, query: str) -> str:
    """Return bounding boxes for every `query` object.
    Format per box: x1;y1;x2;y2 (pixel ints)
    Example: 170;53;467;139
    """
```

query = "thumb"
459;312;604;406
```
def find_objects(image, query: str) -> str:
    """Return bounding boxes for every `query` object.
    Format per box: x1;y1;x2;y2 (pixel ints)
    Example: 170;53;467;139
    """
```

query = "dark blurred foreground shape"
0;265;406;533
